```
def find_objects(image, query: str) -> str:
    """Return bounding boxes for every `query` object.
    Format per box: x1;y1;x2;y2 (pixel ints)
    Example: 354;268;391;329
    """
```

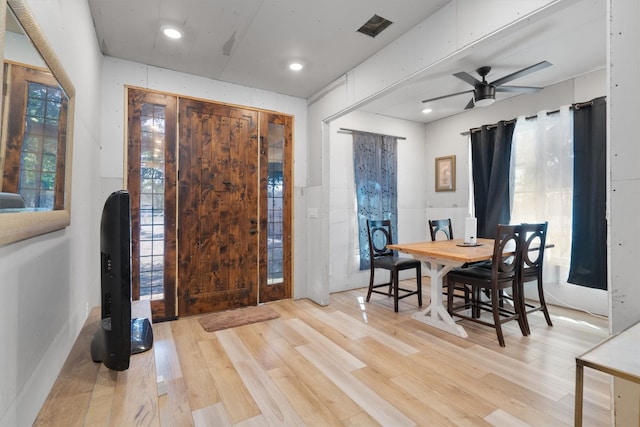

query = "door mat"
198;305;280;332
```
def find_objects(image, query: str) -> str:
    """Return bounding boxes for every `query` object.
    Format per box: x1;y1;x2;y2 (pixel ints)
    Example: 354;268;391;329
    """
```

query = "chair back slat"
518;221;552;332
492;224;522;277
367;219;395;258
429;218;453;241
521;222;548;276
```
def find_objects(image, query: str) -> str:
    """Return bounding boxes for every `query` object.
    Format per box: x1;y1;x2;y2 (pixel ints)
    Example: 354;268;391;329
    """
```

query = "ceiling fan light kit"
473;84;495;106
422;60;552;109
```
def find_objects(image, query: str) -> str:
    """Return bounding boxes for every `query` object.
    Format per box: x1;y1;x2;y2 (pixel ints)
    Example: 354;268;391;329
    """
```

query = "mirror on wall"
0;0;75;244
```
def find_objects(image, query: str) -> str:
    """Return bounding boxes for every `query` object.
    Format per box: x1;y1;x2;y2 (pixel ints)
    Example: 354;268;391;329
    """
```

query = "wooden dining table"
387;238;496;337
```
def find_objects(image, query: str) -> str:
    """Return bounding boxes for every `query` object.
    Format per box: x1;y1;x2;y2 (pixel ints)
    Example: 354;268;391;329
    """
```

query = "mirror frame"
0;0;75;245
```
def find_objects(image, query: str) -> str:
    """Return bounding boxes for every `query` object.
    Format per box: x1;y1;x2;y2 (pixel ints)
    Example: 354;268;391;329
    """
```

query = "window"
511;107;574;267
138;103;166;300
267;122;285;285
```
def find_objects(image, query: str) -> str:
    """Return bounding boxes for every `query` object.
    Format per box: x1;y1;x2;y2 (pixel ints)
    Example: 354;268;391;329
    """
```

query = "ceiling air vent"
357;14;393;38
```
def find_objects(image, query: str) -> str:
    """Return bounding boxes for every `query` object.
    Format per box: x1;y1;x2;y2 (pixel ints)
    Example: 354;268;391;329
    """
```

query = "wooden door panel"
178;99;258;316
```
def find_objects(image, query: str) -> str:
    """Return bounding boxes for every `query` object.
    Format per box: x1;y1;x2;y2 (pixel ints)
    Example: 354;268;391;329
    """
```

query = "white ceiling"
88;0;606;124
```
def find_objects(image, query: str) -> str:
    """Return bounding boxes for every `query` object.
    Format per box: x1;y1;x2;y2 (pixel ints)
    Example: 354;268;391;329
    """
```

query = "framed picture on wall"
435;155;456;192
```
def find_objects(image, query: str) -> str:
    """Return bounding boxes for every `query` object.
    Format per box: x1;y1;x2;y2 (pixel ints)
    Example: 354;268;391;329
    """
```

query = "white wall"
0;0;103;425
329;111;427;292
100;58;308;186
609;0;640;422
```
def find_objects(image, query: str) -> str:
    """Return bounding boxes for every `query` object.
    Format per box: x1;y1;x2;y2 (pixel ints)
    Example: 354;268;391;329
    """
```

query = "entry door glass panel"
127;88;177;321
139;103;166;300
259;112;292;303
267;122;284;285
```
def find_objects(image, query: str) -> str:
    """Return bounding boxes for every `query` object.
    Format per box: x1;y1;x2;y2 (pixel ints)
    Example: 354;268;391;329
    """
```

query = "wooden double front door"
127;89;292;319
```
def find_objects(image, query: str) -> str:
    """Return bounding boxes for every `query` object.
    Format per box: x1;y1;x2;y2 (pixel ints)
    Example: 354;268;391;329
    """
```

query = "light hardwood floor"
134;280;611;427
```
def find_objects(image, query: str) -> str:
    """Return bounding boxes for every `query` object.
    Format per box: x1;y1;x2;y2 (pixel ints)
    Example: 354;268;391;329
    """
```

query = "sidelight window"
267;122;285;285
139;103;166;300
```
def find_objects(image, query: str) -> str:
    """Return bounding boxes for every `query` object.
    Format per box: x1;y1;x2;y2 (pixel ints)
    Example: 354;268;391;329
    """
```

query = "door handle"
249;228;257;235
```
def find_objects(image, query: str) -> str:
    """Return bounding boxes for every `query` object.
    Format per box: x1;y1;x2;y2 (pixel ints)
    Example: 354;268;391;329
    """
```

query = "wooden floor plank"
108;342;160;427
351;366;457;427
331;310;420;356
216;328;305;425
296;342;416;426
267;364;344;426
170;318;221;411
197;338;261;424
286;318;367;372
462;345;576;402
484;408;532;427
296;301;368;340
106;302;160;427
83;365;117;426
154;322;194;427
391;372;492;426
471;371;581;426
34;308;102;427
265;336;364;421
233;324;286;371
192;402;231;427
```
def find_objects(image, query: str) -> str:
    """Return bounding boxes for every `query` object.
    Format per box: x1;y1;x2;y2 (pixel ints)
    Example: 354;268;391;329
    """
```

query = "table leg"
411;259;468;338
575;360;584;427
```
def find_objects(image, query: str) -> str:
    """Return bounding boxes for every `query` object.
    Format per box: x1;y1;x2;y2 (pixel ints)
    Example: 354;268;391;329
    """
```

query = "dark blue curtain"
568;97;607;289
353;132;398;270
470;121;516;238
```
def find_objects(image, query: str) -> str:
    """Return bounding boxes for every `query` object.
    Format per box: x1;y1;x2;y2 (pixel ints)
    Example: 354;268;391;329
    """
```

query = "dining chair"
428;218;453;241
428;218;471;303
446;224;528;347
366;219;422;312
518;222;552;334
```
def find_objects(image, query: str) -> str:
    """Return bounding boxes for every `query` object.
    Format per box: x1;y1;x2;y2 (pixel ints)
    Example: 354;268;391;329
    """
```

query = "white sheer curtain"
511;106;573;268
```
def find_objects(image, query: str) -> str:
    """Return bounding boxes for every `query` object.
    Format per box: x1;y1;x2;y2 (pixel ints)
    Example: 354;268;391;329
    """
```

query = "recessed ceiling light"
289;62;304;71
162;26;183;39
422;108;433;114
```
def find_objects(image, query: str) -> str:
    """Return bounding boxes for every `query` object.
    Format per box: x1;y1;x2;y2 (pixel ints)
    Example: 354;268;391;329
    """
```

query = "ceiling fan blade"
453;71;482;86
495;85;543;93
422;89;473;103
490;60;552;87
464;98;475;110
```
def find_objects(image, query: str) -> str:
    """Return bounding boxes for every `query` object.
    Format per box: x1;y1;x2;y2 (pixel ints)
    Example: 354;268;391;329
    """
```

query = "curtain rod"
459;98;604;136
460;119;516;136
339;127;406;140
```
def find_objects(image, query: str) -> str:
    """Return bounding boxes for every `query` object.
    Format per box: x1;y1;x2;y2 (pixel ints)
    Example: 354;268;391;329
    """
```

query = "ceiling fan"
422;60;552;109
